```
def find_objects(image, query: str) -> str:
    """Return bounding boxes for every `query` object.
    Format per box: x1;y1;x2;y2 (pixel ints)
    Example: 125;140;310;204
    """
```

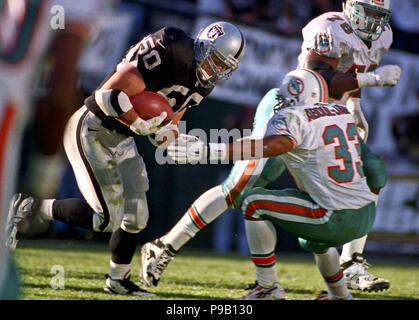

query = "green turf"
12;239;419;300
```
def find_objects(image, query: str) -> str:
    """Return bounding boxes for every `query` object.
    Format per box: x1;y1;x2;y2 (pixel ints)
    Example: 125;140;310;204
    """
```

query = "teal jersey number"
323;123;365;183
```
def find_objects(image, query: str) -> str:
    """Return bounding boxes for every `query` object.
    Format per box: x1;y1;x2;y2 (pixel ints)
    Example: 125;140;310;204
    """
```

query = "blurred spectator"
222;0;268;25
392;111;419;164
196;0;226;17
390;0;419;54
266;0;339;36
22;0;103;198
188;0;342;36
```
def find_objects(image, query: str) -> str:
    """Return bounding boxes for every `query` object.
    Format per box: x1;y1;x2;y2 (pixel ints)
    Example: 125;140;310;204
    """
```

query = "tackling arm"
168;134;294;163
226;135;294;160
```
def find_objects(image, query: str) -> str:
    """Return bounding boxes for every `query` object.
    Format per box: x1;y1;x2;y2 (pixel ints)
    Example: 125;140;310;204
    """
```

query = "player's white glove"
129;112;167;136
148;123;178;148
167;134;228;163
346;98;368;142
357;65;402;88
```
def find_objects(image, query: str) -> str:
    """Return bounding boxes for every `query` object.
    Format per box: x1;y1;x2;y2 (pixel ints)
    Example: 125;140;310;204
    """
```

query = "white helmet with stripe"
276;69;328;110
343;0;391;42
194;21;246;88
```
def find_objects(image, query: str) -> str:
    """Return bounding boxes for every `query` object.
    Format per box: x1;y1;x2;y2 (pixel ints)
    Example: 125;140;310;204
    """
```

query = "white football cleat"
239;281;286;300
6;193;38;250
341;253;390;292
315;290;354;300
104;273;156;297
140;238;176;287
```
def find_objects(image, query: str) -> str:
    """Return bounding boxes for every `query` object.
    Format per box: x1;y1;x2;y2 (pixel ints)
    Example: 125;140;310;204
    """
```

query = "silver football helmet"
343;0;391;42
276;69;328;110
194;21;246;88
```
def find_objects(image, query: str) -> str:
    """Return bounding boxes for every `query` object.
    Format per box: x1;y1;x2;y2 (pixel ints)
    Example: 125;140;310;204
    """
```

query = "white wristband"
356;72;378;88
207;143;228;161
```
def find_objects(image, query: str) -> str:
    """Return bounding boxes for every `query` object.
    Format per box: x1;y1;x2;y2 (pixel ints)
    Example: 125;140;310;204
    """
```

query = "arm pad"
94;89;133;117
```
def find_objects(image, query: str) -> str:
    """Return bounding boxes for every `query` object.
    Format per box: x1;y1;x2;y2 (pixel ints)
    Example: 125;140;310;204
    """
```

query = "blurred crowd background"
3;0;419;256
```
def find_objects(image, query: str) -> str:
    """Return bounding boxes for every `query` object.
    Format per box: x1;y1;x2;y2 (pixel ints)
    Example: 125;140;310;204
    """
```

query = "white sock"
245;219;279;288
38;199;55;221
314;248;349;299
163;186;228;251
340;235;368;263
108;260;131;280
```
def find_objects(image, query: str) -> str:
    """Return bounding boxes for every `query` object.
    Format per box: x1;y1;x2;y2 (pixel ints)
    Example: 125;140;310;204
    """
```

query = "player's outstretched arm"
167;134;294;163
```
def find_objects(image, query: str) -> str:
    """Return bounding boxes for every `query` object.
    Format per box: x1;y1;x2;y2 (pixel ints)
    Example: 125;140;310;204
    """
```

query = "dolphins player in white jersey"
297;0;401;292
168;69;379;299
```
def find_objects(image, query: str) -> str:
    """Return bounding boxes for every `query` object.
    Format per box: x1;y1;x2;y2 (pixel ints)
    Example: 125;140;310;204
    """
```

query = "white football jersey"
266;103;377;210
298;11;393;104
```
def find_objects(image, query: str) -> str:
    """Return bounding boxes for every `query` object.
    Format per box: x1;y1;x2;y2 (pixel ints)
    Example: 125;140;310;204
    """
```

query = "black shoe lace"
120;276;147;293
244;281;259;291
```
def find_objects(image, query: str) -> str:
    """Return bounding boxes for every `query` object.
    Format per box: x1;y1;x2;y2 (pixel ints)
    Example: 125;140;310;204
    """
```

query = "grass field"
12;238;419;300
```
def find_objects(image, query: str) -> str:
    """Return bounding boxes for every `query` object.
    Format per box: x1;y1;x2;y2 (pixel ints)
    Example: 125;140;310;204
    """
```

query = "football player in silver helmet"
194;21;246;88
6;20;245;297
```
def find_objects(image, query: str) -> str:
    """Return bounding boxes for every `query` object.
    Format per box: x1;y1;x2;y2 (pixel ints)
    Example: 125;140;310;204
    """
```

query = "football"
129;91;172;122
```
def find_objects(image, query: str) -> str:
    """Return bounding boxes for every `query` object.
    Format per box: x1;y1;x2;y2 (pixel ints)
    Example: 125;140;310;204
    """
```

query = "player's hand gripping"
130;112;167;136
168;134;206;163
357;65;402;88
168;134;229;163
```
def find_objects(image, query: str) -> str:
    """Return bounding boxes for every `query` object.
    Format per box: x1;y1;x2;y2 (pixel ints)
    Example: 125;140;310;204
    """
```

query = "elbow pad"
94;89;133;117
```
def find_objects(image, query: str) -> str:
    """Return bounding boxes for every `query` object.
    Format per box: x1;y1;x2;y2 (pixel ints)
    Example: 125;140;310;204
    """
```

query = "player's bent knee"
239;188;265;218
120;196;149;233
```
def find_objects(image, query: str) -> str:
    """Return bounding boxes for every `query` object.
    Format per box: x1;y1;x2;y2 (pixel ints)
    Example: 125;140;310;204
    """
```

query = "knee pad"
120;195;149;233
298;238;329;254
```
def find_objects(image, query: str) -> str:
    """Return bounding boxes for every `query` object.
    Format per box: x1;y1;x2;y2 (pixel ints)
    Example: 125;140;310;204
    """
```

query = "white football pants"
63;106;150;233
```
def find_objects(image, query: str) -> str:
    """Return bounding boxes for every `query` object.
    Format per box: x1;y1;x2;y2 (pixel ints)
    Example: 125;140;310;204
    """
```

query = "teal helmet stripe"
0;0;44;63
304;69;327;102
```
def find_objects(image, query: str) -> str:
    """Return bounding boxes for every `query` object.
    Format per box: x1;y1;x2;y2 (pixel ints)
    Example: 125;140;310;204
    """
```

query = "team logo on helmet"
206;24;225;42
288;77;304;97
